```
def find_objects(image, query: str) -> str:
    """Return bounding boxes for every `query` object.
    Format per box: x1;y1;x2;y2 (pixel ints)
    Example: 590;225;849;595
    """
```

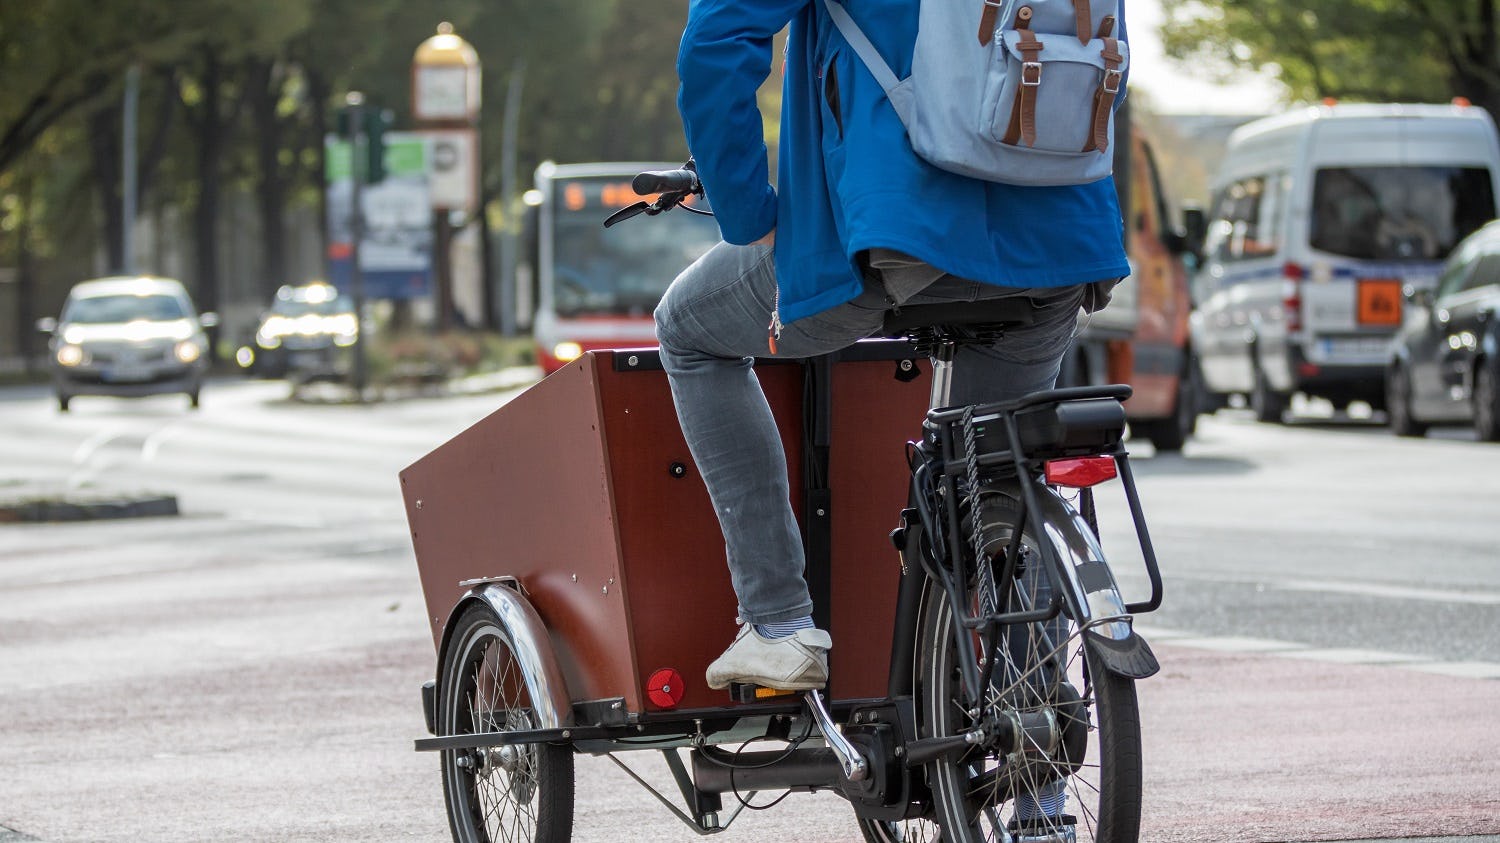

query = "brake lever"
603;201;651;228
602;189;694;228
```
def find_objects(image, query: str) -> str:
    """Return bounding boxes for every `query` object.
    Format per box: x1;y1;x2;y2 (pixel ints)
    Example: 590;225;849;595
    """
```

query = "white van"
1190;102;1500;421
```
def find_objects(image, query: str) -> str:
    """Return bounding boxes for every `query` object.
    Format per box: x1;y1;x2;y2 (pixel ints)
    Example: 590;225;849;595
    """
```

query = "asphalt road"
0;378;1496;842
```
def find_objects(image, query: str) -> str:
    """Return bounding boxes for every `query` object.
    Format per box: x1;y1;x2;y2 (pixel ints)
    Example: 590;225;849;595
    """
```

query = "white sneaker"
705;624;831;690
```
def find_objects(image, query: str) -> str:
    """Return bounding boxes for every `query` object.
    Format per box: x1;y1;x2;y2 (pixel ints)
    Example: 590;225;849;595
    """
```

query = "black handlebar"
632;168;700;195
603;161;712;228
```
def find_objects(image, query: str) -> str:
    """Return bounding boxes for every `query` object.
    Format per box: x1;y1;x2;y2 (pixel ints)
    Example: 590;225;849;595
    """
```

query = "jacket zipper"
768;286;783;354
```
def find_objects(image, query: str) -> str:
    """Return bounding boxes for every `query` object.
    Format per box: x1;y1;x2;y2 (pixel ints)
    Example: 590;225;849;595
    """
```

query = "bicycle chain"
960;406;996;614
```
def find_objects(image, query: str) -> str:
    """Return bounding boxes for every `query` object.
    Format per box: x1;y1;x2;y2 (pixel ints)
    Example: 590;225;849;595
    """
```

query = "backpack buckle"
1022;61;1043;87
1103;68;1122;94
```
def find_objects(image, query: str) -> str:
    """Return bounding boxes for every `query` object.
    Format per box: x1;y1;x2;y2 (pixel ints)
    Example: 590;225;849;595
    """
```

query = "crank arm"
803;689;869;782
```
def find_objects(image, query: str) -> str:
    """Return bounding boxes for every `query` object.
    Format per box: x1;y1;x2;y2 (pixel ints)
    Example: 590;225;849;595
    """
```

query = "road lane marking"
71;427;124;464
1126;570;1500;606
141;422;189;462
1136;624;1500;680
1274;578;1500;606
1406;661;1500;680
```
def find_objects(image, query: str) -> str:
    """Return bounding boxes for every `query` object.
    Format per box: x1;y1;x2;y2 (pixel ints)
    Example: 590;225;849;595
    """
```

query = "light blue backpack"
822;0;1128;186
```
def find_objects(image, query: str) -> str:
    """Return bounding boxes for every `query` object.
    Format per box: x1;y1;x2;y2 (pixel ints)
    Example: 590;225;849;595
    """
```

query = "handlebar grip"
633;168;699;195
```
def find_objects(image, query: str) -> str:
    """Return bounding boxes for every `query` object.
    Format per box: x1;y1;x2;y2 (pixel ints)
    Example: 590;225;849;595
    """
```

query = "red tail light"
1282;262;1304;332
1045;457;1118;488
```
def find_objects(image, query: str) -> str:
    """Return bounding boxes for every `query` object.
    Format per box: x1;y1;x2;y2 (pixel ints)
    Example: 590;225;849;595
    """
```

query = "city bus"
524;161;721;373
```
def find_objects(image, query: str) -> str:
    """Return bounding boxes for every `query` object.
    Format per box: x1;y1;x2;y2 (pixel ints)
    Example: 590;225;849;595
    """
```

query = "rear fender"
993;479;1160;680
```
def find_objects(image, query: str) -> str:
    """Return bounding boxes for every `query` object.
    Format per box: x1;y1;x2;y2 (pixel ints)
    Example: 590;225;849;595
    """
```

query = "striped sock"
755;616;815;639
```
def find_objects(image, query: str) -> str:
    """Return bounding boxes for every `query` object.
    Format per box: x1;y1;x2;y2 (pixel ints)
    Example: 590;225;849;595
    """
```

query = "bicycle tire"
438;602;575;843
917;491;1142;843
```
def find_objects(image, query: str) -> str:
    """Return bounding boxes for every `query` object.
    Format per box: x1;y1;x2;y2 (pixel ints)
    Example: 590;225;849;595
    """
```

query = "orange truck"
1060;109;1206;452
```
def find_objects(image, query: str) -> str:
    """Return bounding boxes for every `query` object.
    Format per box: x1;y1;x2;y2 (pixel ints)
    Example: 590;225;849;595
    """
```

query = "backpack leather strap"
979;0;1003;45
1003;24;1043;147
1073;0;1093;44
1083;36;1124;152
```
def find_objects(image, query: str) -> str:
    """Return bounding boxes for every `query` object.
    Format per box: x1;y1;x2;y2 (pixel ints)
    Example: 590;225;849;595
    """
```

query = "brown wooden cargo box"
401;348;929;714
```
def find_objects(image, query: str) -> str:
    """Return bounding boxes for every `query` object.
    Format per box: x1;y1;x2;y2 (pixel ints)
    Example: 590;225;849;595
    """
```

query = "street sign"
325;132;433;299
418;128;478;211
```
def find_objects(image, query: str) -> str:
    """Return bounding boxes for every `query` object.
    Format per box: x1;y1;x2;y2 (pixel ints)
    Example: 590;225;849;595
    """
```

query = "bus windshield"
1309;165;1495;262
550;176;721;318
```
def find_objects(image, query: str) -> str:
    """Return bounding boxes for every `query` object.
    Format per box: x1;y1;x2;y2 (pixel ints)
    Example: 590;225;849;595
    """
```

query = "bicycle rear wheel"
857;816;941;842
438;602;575;843
918;492;1141;842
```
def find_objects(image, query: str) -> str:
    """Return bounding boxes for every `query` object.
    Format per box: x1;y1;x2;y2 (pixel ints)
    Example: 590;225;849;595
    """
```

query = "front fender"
437;579;573;730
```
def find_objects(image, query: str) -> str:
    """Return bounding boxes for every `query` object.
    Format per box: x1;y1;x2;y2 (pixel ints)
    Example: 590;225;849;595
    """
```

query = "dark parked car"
235;282;357;380
37;276;215;412
1387;220;1500;439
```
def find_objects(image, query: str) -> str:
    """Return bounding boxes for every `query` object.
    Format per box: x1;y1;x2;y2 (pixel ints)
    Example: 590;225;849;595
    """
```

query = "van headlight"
56;344;85;367
174;340;203;364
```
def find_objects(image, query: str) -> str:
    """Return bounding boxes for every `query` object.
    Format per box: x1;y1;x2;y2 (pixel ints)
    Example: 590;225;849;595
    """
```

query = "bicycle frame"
884;345;1163;711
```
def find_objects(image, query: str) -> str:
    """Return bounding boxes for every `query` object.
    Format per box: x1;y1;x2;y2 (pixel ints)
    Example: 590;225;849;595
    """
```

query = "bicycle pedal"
728;682;799;703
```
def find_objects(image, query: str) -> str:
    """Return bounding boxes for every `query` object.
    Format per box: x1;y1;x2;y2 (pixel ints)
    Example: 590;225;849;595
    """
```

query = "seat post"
929;339;959;410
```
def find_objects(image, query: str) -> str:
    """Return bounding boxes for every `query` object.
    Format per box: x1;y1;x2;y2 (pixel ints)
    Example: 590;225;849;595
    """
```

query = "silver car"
37;276;216;412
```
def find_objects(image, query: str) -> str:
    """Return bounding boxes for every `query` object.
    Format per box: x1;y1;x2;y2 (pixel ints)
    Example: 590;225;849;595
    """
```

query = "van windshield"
1309;166;1495;261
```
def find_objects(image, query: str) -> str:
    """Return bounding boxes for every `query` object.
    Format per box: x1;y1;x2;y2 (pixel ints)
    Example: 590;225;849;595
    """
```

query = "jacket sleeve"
677;0;808;245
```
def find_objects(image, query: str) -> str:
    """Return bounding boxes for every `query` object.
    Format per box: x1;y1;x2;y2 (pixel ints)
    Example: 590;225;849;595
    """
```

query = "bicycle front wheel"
918;491;1142;843
438;602;575;843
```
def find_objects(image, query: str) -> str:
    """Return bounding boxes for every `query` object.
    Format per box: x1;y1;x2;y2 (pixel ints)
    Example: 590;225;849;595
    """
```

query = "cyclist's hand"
752;228;776;248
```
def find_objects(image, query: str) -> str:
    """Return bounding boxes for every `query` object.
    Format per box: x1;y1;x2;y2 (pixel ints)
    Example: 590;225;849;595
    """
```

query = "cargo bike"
402;169;1164;843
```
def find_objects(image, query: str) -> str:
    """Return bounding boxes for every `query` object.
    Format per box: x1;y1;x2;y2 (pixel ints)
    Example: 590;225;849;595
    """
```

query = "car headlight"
235;347;256;368
174;341;203;364
56;344;85;367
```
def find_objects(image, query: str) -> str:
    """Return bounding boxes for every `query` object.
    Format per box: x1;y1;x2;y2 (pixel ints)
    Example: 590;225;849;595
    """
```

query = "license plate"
103;366;152;383
1316;336;1391;362
1357;279;1403;326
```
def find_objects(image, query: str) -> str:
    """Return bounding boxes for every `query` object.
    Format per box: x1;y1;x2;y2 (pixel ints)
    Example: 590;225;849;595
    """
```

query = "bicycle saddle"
880;298;1037;336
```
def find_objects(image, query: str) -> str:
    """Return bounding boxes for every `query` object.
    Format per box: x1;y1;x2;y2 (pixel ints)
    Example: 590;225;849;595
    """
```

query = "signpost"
328;95;432;399
412;23;481;331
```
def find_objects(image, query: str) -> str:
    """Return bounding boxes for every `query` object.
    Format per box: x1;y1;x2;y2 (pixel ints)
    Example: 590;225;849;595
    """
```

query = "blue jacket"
677;0;1131;324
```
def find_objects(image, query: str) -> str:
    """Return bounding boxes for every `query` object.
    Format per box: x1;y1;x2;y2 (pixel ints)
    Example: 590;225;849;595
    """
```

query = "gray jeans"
653;242;1085;624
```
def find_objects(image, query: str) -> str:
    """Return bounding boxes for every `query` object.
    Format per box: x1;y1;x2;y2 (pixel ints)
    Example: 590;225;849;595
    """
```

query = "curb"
0;493;179;524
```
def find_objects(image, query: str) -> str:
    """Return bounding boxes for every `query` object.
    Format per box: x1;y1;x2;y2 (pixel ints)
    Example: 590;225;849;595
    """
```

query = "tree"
1161;0;1499;116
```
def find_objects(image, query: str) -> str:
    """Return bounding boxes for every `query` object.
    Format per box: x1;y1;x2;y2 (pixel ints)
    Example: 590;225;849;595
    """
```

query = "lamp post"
411;22;480;332
344;91;370;400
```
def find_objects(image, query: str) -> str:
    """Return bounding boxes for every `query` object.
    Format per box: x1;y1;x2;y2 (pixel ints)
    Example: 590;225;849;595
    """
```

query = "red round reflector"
646;668;686;709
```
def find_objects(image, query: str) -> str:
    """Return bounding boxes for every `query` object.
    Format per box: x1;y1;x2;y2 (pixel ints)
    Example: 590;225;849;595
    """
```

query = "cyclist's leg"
950;283;1085;407
653;241;887;627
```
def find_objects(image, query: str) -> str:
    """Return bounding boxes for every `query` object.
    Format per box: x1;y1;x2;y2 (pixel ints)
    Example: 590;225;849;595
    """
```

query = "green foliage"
1160;0;1498;111
0;0;759;329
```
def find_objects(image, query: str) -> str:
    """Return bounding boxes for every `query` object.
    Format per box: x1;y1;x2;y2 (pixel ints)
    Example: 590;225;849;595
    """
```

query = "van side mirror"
1404;285;1434;309
36;316;57;334
1180;206;1207;259
199;312;220;329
